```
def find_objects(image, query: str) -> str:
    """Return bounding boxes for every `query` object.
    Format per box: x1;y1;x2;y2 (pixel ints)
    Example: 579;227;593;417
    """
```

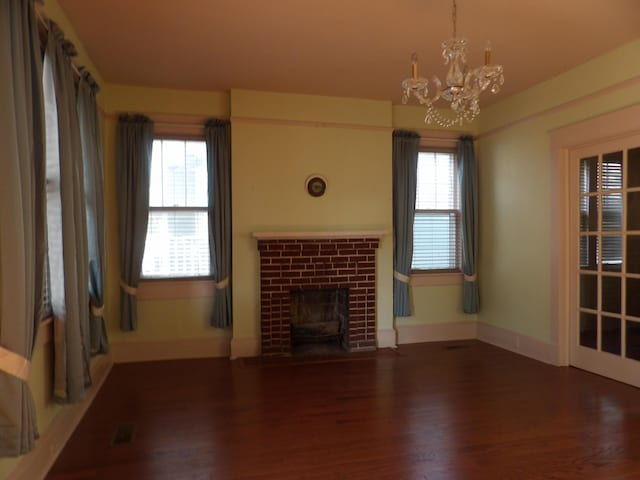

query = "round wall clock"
306;175;327;197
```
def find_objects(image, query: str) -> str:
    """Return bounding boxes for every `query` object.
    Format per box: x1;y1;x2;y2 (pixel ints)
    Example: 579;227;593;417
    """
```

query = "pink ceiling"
58;0;640;105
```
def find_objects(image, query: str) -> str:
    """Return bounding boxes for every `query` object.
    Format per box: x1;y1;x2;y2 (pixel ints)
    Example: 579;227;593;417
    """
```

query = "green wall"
476;39;640;343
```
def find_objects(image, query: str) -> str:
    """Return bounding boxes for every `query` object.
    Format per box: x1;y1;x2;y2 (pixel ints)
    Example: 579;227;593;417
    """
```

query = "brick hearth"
254;233;382;355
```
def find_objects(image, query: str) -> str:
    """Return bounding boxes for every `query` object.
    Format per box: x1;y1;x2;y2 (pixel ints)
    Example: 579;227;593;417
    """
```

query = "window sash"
412;210;460;272
412;150;461;273
142;138;211;279
142;208;211;279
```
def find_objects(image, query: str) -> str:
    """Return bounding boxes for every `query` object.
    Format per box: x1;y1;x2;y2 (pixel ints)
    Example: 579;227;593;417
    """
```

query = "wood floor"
46;341;640;480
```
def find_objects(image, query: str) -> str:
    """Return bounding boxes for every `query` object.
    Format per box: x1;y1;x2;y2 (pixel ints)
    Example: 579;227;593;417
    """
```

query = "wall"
100;85;231;361
230;90;395;355
391;105;478;342
476;40;640;352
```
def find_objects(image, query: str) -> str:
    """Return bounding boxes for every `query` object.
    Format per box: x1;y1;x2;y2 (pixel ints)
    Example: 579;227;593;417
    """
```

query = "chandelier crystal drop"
401;0;504;127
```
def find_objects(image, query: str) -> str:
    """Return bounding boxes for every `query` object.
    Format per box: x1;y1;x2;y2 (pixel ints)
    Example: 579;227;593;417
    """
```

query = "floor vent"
111;423;136;446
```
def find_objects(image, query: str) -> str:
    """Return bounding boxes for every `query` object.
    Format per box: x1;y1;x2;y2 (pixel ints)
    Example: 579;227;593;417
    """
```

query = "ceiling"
57;0;640;106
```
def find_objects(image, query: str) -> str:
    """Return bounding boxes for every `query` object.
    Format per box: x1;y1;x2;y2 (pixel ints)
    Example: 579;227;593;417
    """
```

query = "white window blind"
579;152;624;272
412;151;460;271
141;139;211;278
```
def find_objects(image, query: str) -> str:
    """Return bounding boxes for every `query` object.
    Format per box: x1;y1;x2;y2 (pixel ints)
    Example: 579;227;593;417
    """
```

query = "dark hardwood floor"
46;341;640;479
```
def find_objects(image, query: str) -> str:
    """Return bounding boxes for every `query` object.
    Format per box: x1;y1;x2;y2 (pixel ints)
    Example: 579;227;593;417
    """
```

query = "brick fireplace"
253;231;384;355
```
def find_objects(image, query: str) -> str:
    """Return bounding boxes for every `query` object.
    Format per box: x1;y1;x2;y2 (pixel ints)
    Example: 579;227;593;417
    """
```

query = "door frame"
550;104;640;368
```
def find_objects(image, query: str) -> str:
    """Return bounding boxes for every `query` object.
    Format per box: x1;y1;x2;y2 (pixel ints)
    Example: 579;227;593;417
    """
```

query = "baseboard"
230;337;260;359
396;321;477;344
376;328;397;349
110;336;231;363
7;354;113;480
477;321;559;365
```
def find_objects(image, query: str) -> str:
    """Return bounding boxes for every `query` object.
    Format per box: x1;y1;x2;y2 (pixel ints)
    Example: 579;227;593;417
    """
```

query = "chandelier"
401;0;504;127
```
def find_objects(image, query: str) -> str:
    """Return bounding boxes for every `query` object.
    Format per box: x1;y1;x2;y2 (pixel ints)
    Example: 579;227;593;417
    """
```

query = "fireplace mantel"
251;230;387;240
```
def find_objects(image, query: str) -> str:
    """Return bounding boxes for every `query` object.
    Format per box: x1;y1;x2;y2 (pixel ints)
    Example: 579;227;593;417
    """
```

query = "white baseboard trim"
376;328;397;349
230;337;261;359
111;336;231;363
8;353;113;480
397;321;477;344
477;321;559;365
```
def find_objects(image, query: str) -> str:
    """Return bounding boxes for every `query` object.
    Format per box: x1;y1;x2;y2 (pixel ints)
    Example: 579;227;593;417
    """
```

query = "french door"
569;134;640;387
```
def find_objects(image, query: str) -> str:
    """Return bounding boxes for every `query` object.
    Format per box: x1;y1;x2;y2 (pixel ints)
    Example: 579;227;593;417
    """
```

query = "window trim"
411;147;462;276
141;136;211;281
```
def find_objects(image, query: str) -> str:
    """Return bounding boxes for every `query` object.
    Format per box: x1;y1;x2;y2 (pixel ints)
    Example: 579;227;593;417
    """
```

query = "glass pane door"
571;138;640;387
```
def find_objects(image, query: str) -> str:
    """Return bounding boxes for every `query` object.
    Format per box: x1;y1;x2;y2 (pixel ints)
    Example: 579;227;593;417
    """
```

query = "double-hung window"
412;150;461;273
141;139;211;279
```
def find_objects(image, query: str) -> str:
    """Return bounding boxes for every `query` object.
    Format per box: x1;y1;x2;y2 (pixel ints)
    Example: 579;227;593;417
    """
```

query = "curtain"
205;119;233;328
116;115;154;331
392;130;420;317
0;0;46;457
77;69;108;353
458;136;480;313
44;23;92;403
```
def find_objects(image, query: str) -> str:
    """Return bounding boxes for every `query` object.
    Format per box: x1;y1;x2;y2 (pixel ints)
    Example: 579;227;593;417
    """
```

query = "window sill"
410;271;463;286
138;279;216;300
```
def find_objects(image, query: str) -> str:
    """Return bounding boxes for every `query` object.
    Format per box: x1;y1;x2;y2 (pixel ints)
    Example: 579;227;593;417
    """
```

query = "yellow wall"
230;90;395;345
100;86;231;345
476;39;640;343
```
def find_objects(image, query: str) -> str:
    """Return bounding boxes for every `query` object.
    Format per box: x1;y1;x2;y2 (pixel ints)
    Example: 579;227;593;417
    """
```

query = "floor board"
46;341;640;479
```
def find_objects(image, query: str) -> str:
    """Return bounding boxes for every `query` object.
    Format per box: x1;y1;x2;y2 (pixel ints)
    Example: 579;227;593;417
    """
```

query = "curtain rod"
104;111;219;128
35;5;82;80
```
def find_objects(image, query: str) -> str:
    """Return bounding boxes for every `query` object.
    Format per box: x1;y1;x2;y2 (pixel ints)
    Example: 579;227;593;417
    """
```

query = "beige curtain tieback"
393;271;410;284
119;279;137;296
215;277;230;289
0;346;31;381
464;273;478;282
91;302;105;317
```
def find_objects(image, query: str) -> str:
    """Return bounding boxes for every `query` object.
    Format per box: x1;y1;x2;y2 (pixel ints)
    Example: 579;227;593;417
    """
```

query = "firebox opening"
290;288;349;355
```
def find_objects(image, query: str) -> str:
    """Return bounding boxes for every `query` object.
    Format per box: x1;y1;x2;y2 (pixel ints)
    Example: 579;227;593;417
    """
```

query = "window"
141;139;211;279
412;150;460;272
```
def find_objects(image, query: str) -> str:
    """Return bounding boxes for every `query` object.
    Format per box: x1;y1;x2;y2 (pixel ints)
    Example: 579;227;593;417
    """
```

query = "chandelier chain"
452;0;457;38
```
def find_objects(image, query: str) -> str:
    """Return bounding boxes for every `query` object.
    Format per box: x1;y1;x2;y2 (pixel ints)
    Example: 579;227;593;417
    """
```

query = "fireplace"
253;231;383;355
290;288;349;352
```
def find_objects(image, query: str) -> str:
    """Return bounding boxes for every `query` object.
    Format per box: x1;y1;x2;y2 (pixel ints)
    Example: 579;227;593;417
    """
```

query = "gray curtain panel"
116;114;154;331
0;0;46;457
44;23;92;403
392;130;420;317
458;136;480;313
205;119;233;328
77;70;109;354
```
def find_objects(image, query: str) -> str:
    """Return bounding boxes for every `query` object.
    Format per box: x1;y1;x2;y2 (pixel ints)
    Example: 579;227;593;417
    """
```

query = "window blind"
412;151;460;271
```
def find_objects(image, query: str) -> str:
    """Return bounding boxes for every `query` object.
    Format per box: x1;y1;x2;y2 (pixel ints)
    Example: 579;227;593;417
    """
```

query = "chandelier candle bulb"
411;53;419;80
484;41;492;65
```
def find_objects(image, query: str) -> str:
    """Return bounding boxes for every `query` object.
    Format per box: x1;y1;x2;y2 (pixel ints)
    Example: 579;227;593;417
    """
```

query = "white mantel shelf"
251;230;388;240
